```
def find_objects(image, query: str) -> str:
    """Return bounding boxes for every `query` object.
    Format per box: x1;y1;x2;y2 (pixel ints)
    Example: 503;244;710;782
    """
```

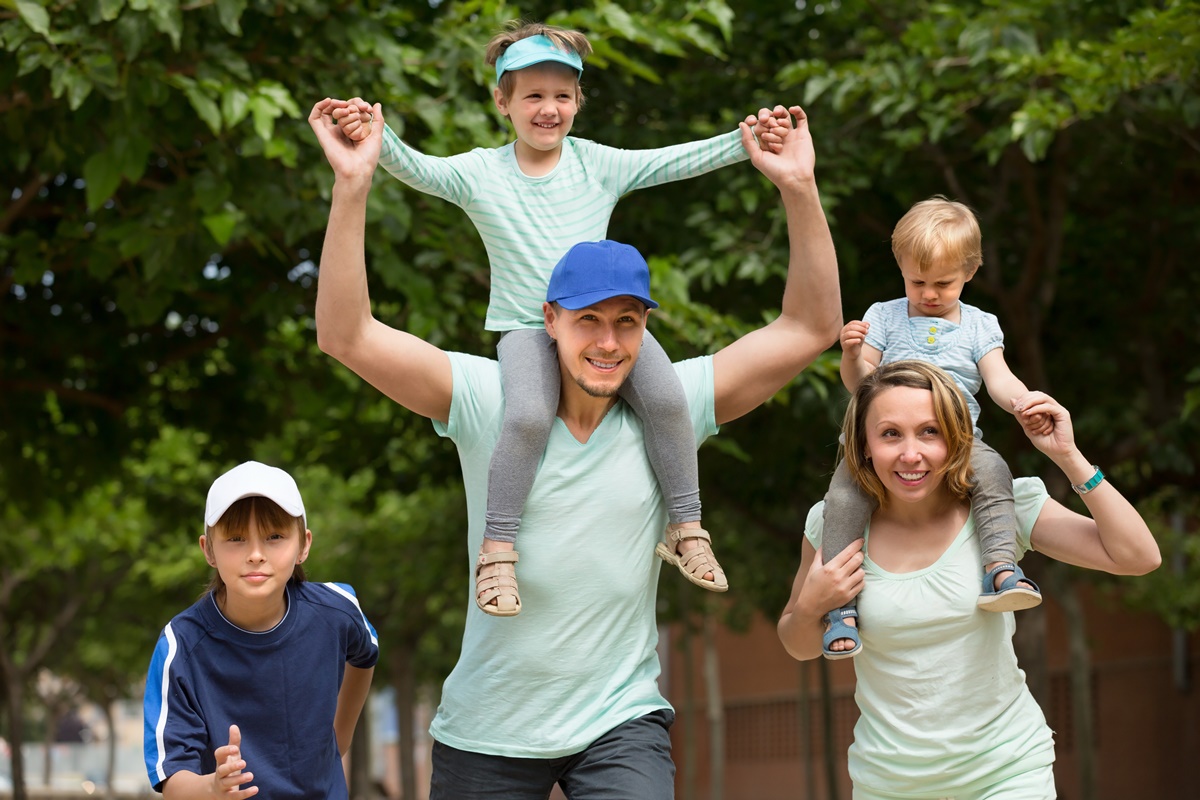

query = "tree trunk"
102;701;116;800
703;603;724;800
819;659;840;800
1062;582;1096;800
4;667;28;800
43;706;56;787
391;647;417;800
679;611;697;800
799;662;815;800
349;698;372;799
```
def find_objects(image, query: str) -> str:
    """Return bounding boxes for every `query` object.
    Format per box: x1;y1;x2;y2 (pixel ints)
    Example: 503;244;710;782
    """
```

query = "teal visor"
495;34;584;82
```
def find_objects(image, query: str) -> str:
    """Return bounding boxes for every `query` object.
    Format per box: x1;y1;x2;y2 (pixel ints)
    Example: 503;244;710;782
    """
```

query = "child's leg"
475;330;559;616
819;458;874;657
972;439;1041;610
970;439;1018;566
623;331;725;591
486;329;560;544
821;458;875;602
618;330;700;524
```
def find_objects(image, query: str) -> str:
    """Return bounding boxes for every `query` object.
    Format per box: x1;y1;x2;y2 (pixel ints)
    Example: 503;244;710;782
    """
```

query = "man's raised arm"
712;105;842;425
310;100;453;423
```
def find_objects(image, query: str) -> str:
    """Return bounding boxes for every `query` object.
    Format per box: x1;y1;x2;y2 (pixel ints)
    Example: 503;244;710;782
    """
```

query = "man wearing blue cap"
329;21;792;616
310;96;840;798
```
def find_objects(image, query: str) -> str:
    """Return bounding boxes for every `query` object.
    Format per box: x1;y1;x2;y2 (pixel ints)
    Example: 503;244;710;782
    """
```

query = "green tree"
3;0;1197;797
762;1;1200;795
0;0;770;794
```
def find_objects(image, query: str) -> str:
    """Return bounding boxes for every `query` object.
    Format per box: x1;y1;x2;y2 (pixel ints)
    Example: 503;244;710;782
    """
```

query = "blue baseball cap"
495;34;584;83
546;240;659;310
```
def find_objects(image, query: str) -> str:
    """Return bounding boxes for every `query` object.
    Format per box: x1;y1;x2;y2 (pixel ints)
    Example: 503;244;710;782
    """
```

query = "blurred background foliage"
1;0;1198;790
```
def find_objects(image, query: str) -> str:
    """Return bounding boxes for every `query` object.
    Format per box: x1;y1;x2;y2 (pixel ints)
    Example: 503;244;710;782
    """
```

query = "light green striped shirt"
378;125;749;331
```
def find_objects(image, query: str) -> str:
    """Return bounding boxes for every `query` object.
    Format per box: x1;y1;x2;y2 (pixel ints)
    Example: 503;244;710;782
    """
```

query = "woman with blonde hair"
778;360;1160;798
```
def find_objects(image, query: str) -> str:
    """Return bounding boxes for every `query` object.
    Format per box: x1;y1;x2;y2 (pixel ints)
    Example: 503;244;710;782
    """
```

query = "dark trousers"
429;709;676;800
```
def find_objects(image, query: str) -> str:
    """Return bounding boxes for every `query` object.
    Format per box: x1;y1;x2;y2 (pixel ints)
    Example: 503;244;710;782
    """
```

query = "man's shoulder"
447;351;501;383
438;351;503;439
672;354;713;386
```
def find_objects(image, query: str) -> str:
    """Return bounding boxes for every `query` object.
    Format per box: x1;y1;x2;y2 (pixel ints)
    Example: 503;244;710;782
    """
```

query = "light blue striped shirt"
377;125;748;331
863;298;1004;430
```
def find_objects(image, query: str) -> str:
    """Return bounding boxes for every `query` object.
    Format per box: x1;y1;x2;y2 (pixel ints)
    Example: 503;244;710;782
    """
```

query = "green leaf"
173;78;222;134
83;151;124;212
221;87;250;128
202;207;242;246
1183;387;1199;421
147;0;183;50
114;11;149;59
192;171;231;213
117;225;156;258
215;0;248;36
16;0;50;36
82;50;120;89
691;0;734;43
1000;25;1040;57
248;95;276;140
803;73;837;106
113;134;152;182
99;0;126;22
50;62;94;110
264;137;299;167
254;81;302;119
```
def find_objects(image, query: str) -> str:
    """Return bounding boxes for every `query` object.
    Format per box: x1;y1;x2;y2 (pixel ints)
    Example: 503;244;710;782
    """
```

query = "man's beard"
573;373;621;398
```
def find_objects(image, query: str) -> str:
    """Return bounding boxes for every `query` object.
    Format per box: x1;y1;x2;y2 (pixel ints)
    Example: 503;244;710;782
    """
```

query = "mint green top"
804;478;1056;796
430;352;717;757
378;124;748;331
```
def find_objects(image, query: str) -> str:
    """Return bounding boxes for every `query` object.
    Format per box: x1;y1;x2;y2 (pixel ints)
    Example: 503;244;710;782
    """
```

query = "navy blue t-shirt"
143;582;379;797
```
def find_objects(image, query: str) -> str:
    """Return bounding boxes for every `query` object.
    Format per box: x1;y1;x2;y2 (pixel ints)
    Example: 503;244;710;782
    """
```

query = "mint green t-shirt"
378;126;748;331
804;478;1056;797
430;352;718;757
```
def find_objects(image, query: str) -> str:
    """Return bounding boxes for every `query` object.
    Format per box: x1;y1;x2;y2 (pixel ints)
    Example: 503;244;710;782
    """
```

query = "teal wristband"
1071;465;1104;495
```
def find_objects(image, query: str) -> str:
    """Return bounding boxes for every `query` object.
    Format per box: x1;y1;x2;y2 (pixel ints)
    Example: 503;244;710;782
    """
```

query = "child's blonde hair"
484;20;593;107
891;196;982;274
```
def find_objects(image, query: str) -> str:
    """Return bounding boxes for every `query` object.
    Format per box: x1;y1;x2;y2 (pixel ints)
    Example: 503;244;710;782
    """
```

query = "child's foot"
977;561;1042;612
822;606;862;660
476;539;521;617
654;522;729;592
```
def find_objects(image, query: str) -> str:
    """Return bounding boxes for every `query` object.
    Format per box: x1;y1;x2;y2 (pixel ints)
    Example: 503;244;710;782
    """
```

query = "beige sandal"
475;550;521;616
654;528;728;592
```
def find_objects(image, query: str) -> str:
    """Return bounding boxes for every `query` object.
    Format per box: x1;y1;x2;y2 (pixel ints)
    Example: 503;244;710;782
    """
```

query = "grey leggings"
485;328;700;543
821;437;1017;608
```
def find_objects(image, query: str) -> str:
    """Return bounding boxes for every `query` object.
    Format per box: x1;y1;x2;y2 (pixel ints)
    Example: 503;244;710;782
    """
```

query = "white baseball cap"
204;461;306;529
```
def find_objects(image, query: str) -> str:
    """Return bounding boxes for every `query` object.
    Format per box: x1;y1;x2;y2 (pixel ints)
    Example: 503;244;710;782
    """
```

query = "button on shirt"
862;298;1005;431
